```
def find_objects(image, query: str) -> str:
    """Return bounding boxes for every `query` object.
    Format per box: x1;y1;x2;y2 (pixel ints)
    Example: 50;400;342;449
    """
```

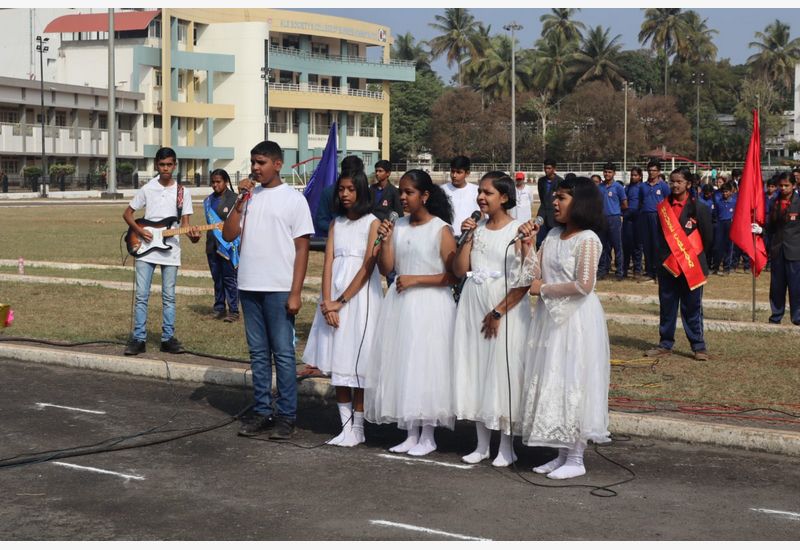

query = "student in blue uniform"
698;184;718;271
638;160;670;281
764;175;779;271
764;173;800;324
713;182;737;275
597;162;628;280
623;167;644;279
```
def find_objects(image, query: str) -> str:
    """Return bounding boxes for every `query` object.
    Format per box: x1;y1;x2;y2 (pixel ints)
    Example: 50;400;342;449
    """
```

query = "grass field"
1;203;798;415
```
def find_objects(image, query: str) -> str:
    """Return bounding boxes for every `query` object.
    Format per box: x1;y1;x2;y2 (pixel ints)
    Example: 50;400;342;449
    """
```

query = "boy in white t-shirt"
223;141;314;440
511;171;532;222
442;155;479;239
122;147;200;356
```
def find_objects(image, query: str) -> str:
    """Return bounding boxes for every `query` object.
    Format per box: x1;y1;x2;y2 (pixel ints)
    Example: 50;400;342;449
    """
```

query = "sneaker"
269;416;296;440
160;337;185;354
644;347;672;357
123;339;146;356
694;350;709;361
238;413;275;437
223;312;240;323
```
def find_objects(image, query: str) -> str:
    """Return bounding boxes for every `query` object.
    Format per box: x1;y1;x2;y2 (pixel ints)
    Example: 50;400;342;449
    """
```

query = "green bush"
22;165;43;177
49;164;75;177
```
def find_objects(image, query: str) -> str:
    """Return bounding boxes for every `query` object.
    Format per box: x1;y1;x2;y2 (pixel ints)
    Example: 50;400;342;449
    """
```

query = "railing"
268;82;384;100
358;127;376;137
269;122;298;134
269;44;414;68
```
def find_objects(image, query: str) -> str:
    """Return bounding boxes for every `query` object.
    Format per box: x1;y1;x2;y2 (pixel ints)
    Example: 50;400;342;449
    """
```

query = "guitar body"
126;217;179;258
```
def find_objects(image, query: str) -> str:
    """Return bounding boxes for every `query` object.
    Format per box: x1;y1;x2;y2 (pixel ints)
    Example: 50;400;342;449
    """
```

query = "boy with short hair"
370;159;403;221
536;158;562;246
597;162;628;281
714;182;737;275
223;141;315;440
638;159;671;281
122;147;200;356
764;173;800;324
442;155;478;238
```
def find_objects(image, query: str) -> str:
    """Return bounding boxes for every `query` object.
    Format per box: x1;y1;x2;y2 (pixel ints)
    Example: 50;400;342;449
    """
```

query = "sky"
293;7;800;83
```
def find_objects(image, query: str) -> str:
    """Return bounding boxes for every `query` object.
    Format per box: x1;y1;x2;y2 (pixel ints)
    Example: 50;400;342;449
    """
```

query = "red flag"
730;110;768;276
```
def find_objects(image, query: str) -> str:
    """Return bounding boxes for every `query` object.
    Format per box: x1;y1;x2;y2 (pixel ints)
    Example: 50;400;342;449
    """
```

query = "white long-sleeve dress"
518;227;611;448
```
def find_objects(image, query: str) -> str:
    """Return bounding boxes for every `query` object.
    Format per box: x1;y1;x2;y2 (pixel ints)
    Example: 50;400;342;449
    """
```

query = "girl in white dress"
452;172;533;467
302;170;382;447
517;176;610;480
365;169;458;457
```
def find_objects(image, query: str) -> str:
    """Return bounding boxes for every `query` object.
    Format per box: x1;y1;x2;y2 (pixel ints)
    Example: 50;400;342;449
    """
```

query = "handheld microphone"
237;173;257;202
374;211;399;246
457;210;483;247
509;216;544;245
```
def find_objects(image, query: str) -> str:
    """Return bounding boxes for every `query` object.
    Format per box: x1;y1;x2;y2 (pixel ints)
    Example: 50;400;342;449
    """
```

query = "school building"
38;8;415;180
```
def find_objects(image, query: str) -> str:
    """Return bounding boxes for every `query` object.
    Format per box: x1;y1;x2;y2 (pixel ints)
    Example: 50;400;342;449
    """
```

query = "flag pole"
751;207;757;322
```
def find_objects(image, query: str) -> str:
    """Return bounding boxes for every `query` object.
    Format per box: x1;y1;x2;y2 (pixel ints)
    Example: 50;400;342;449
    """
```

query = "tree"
570;25;625;88
735;77;786;151
638;8;691;95
429;87;486;160
540;8;586;44
747;19;800;97
531;32;577;97
475;35;533;99
392;32;433;74
389;71;445;162
616;49;662;95
428;8;479;86
677;11;718;66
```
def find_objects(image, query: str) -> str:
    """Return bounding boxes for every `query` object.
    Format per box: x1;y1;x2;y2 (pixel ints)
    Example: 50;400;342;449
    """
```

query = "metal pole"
261;66;269;141
504;22;522;174
36;36;49;197
623;81;628;174
107;9;117;195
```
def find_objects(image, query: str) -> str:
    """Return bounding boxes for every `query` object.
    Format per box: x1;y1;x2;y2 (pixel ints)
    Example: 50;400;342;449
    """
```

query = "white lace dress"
518;227;610;448
302;214;383;387
364;216;457;429
452;220;532;435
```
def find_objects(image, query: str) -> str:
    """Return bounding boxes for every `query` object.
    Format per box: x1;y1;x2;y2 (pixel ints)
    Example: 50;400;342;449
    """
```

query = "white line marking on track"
51;462;145;481
377;453;474;470
751;508;800;521
35;402;106;415
370;520;491;541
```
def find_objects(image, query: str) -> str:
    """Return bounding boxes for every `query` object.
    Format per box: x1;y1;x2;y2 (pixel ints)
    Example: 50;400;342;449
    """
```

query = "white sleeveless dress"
452;219;532;435
518;228;611;447
302;214;382;387
365;216;457;429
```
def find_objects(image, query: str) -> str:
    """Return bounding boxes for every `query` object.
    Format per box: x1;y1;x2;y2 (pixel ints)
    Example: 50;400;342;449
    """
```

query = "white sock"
533;448;568;474
492;433;517;467
327;402;352;446
547;441;587;480
389;424;420;453
408;424;437;456
339;411;365;447
462;422;491;464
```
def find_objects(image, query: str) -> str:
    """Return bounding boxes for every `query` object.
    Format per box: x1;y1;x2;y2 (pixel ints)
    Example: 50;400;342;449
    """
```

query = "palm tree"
428;8;480;85
462;22;493;88
392;32;433;74
540;8;586;44
531;32;578;96
677;11;718;65
477;35;533;99
747;19;800;95
638;8;691;95
570;25;625;88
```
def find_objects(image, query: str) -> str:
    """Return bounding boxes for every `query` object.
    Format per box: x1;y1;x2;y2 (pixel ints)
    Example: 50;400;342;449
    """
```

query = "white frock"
519;228;610;448
365;216;457;430
302;214;382;387
452;219;532;435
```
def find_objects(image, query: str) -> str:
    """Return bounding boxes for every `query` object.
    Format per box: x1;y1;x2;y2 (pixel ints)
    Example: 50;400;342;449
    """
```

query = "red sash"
658;199;706;290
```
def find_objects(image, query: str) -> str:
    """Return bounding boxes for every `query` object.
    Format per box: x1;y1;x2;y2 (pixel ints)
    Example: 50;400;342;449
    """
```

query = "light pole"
691;72;704;163
35;35;49;197
623;80;629;174
261;66;270;140
503;21;522;175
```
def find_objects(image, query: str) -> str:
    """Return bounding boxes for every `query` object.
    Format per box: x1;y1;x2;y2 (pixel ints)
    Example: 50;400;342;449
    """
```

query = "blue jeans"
133;260;177;342
715;219;734;272
640;212;660;278
240;290;297;420
622;213;643;276
207;252;239;314
657;267;706;352
599;215;623;278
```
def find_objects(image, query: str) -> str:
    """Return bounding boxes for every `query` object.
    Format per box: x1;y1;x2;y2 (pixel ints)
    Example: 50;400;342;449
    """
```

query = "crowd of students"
121;143;799;479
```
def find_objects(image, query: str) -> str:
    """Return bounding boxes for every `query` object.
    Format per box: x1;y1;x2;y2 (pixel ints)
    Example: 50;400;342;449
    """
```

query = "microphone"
237;173;257;202
374;211;399;246
457;210;482;247
509;216;544;245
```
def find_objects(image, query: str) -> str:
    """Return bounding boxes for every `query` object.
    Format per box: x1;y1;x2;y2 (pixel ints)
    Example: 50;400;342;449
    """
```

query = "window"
347;43;359;57
282;35;300;50
148;18;161;38
98;114;107;129
153;115;162;129
1;159;19;173
54;111;67;127
154;69;162;87
311;42;329;56
143;114;148;128
177;23;187;43
0;110;18;124
363;153;373;166
178;71;185;90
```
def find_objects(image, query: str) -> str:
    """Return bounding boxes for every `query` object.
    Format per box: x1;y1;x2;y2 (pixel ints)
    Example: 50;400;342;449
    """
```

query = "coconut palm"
477;35;533;99
428;8;480;85
570;25;625;88
461;22;493;88
638;8;691;95
676;11;718;66
392;32;433;74
540;8;586;44
747;19;800;95
531;32;578;97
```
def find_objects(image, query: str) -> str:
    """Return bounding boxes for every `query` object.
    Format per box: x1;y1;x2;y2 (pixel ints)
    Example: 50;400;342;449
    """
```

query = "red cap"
515;171;525;181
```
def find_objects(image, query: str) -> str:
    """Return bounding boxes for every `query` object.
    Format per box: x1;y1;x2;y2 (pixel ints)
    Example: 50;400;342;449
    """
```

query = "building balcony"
0;123;142;158
269;82;384;100
268;45;415;82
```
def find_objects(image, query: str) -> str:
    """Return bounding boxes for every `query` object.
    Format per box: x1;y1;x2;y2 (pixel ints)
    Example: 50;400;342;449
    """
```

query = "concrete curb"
599;291;771;312
0;342;796;457
606;313;800;334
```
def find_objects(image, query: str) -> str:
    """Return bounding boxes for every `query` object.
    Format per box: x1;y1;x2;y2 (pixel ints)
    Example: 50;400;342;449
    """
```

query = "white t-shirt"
443;182;479;236
512;184;533;223
237;183;315;292
128;177;194;266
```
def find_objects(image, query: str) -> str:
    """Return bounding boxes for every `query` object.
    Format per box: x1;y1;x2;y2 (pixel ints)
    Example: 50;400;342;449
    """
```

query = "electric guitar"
125;216;224;258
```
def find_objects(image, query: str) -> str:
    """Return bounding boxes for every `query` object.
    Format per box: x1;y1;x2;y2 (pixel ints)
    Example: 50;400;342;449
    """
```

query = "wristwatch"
338;296;348;305
491;309;502;320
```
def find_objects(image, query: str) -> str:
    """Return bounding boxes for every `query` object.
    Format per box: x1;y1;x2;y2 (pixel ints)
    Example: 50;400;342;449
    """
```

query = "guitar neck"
163;222;223;237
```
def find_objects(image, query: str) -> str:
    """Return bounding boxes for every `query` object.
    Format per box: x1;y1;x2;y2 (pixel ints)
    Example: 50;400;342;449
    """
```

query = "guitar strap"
176;184;185;223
